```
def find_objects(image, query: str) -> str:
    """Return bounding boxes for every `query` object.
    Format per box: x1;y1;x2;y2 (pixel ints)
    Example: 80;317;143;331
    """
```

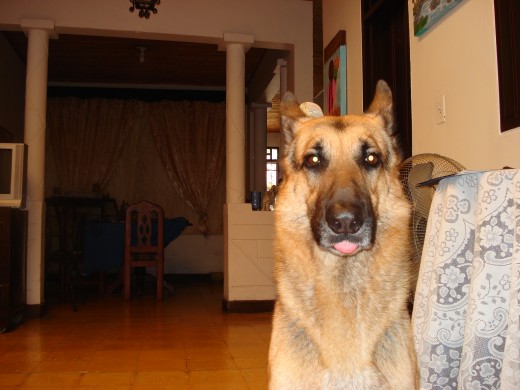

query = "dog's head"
278;80;407;257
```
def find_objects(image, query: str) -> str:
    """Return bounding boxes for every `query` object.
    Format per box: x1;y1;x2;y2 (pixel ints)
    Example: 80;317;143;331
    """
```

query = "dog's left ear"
280;92;323;145
366;80;394;134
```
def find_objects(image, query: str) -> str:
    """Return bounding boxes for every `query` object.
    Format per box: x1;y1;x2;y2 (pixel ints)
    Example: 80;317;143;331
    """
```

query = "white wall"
165;232;224;274
224;204;275;302
409;0;520;170
322;0;363;115
323;0;520;171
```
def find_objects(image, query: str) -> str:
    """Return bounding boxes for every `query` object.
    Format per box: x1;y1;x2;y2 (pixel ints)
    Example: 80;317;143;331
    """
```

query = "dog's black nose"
325;202;365;235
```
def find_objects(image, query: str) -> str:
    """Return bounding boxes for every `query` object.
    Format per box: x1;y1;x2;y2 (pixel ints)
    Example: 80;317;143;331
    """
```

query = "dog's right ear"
365;80;394;135
280;92;323;145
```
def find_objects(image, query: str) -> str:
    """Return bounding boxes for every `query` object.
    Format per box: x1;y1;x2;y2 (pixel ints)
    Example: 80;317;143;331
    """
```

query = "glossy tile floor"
0;278;273;389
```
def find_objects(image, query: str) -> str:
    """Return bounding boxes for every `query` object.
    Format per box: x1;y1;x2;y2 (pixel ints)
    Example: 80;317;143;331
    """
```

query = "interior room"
0;0;519;388
0;1;314;388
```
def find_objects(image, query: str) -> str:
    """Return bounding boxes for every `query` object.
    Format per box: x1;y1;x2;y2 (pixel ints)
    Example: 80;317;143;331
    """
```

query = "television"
0;143;27;208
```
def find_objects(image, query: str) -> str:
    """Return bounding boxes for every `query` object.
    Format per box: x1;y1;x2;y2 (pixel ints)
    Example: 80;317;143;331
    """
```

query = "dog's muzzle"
313;197;375;256
326;202;366;236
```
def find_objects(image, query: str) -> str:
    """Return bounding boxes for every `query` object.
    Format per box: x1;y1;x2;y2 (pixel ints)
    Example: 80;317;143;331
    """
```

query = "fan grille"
399;153;466;262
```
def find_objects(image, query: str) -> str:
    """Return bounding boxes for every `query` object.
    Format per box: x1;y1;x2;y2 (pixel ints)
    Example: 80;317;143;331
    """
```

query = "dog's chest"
321;368;389;389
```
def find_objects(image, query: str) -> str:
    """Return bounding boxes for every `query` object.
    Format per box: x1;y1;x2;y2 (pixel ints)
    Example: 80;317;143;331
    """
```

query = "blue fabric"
83;217;189;275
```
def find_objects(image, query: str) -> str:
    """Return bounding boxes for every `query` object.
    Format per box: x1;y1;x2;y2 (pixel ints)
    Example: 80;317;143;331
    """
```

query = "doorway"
362;0;412;158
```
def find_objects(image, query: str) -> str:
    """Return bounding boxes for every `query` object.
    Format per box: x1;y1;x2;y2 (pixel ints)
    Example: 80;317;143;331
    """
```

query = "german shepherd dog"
269;80;417;389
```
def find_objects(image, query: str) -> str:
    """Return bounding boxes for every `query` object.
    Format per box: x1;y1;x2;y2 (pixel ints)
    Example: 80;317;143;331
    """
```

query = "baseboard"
164;273;214;283
25;302;47;319
222;299;274;313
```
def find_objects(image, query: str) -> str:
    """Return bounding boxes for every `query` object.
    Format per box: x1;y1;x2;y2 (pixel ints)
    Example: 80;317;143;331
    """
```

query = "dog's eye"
304;154;321;168
364;152;380;168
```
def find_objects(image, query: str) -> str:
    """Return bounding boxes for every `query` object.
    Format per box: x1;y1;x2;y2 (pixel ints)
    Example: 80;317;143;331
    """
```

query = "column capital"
218;32;254;52
20;18;58;39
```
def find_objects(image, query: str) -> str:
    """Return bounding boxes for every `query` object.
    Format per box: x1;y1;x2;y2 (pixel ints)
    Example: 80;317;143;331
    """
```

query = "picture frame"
323;30;346;116
413;0;465;36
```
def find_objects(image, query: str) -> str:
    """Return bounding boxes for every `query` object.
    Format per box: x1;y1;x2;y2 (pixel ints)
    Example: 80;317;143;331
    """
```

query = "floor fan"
399;153;466;300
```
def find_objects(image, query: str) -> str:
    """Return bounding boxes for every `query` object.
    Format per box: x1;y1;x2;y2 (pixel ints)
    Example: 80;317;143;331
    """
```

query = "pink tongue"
334;241;359;255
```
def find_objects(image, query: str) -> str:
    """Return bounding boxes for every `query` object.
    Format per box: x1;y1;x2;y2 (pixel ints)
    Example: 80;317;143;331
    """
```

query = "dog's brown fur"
268;80;417;389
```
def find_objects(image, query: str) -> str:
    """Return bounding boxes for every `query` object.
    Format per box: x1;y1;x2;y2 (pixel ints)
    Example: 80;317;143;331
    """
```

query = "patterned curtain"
46;98;226;235
149;100;226;235
46;98;136;194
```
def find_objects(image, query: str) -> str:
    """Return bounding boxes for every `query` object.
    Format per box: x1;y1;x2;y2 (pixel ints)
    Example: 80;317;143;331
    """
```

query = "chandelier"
129;0;160;19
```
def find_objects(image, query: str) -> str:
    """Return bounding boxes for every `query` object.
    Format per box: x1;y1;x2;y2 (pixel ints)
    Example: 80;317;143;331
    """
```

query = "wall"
322;0;363;115
409;0;520;170
0;34;25;141
165;232;224;275
323;0;520;171
224;204;275;302
267;133;280;148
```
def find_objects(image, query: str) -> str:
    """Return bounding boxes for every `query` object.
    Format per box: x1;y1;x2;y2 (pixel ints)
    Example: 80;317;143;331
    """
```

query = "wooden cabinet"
0;207;27;333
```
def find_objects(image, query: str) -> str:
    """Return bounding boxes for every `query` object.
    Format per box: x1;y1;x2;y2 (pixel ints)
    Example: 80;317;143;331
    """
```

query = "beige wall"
224;204;275;302
322;0;363;115
323;0;520;170
409;0;519;170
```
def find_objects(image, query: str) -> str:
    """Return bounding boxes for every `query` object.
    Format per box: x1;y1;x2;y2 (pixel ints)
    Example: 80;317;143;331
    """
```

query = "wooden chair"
123;200;164;301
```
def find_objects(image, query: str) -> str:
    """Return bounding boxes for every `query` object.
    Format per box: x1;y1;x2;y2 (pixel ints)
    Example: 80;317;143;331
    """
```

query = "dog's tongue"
334;241;359;255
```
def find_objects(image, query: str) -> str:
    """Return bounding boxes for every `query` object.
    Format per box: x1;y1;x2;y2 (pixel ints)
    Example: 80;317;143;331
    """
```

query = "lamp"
129;0;160;19
138;46;147;63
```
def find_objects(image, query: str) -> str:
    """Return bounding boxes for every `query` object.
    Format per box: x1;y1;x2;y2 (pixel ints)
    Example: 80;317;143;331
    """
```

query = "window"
266;147;279;190
494;0;520;132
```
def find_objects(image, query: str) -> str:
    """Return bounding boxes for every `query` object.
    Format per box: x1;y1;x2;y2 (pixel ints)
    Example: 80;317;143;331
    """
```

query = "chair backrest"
125;200;164;257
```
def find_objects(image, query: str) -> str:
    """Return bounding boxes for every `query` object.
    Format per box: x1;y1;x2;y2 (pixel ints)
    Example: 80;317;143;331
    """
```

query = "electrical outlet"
436;94;446;124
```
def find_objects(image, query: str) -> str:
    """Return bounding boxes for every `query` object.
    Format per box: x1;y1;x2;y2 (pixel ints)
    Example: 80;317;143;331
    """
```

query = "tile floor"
0;278;273;389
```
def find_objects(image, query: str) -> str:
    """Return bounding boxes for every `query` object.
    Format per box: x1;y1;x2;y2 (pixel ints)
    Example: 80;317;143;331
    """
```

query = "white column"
222;33;253;204
251;103;270;192
21;19;56;306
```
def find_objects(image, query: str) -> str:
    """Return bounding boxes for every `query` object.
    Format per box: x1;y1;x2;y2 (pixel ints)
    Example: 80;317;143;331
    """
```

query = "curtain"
46;98;134;194
149;101;226;235
45;97;226;235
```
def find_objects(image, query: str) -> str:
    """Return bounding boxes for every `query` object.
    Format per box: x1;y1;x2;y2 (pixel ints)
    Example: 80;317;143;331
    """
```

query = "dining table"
82;216;190;275
411;169;520;389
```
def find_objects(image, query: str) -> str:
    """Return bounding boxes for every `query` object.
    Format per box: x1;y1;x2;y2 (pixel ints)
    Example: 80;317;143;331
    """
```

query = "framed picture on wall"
413;0;465;36
323;30;346;116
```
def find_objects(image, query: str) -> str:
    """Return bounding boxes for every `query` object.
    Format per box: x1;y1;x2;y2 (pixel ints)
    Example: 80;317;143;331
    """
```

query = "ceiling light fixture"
138;46;147;63
129;0;160;19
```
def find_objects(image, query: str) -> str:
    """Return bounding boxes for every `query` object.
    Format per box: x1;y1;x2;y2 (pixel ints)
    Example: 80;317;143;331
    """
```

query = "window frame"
266;147;279;191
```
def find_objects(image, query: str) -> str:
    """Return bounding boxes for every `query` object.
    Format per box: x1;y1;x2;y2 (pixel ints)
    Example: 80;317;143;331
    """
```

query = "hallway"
0;278;272;389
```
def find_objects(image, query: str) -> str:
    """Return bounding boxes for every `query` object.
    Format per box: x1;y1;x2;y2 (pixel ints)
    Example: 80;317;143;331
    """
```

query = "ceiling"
2;1;323;134
3;31;288;131
3;31;277;89
2;1;322;133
